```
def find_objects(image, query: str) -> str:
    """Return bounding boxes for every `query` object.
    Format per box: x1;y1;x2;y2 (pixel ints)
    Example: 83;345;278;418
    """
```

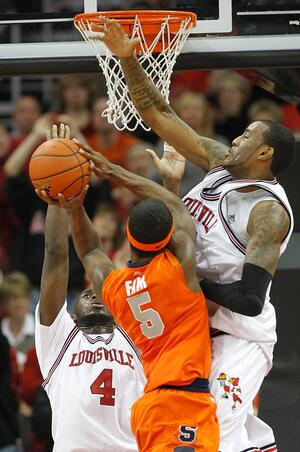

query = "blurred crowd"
1;68;300;451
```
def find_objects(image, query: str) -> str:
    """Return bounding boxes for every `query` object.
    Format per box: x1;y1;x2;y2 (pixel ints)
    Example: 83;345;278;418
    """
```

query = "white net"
75;13;195;131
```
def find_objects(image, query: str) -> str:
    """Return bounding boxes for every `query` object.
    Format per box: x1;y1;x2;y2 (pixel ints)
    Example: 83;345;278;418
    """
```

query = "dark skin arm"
68;199;115;299
38;187;115;301
78;142;199;292
38;123;71;326
93;18;229;171
246;200;290;275
39;204;69;326
199;200;290;317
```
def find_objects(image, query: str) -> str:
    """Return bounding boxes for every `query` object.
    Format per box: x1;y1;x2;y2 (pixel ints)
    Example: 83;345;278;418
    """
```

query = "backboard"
1;1;300;108
0;0;300;75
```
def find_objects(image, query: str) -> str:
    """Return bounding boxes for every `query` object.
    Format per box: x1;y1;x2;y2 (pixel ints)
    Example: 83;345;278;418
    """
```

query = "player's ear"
258;144;274;161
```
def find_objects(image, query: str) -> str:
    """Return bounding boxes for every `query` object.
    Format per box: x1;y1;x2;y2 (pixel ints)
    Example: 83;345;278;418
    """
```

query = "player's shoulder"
102;267;125;292
115;326;142;361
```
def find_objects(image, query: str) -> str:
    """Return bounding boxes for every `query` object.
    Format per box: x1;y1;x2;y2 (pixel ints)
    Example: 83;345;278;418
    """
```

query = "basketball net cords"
75;15;193;131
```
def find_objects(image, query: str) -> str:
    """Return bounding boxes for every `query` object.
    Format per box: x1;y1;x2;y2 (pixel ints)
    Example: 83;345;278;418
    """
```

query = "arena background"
0;1;299;450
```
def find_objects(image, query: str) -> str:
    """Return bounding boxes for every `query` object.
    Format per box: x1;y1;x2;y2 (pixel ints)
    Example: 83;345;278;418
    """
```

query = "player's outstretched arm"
38;123;71;326
95;18;229;172
68;199;115;299
39;204;69;326
78;142;195;242
201;200;290;316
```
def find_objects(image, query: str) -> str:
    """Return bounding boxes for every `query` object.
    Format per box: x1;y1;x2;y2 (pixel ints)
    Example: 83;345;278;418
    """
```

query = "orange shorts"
131;388;219;452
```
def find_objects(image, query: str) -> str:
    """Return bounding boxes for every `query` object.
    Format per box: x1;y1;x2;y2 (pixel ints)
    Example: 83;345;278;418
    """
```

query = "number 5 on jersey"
127;291;165;339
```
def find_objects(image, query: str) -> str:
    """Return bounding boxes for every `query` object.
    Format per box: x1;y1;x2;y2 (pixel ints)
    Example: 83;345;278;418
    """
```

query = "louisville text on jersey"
183;197;217;233
69;346;135;369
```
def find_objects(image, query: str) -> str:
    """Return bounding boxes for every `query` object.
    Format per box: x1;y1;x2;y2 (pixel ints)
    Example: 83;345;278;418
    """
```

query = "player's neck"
79;324;114;335
130;255;154;266
77;313;114;335
227;166;274;181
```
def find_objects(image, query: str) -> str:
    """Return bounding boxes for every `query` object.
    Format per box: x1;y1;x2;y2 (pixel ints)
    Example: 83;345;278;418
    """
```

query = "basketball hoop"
74;10;197;131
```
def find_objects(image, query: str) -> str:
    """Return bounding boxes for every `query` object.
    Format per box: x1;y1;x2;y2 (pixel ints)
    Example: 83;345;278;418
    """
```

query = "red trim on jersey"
116;326;142;364
42;326;79;388
206;165;226;176
201;174;232;201
262;446;277;452
82;331;115;345
218;182;293;256
219;207;246;255
240;442;277;452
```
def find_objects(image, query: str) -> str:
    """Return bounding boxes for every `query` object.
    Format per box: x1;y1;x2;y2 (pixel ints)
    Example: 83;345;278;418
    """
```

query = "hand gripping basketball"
35;185;89;210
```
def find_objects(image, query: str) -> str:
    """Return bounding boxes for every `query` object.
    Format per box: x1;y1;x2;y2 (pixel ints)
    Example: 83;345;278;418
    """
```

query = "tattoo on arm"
120;56;229;169
246;201;290;275
121;56;171;113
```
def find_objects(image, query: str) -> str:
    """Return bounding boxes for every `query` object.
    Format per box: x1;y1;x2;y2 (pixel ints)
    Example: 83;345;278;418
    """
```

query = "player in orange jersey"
65;141;219;452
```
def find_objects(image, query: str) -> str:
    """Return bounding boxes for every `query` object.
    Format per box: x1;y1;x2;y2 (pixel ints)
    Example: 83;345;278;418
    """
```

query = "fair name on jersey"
125;275;147;297
69;346;134;369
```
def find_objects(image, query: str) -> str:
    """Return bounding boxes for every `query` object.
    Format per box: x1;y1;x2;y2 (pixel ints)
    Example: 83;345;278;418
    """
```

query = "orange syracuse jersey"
102;249;211;392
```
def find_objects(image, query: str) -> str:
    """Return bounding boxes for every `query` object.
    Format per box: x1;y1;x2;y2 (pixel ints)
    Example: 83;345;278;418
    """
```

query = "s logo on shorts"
178;426;198;443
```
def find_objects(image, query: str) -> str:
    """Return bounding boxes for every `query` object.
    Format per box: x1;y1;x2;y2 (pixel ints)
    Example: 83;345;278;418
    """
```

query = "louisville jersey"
183;166;293;365
35;303;145;452
102;249;211;393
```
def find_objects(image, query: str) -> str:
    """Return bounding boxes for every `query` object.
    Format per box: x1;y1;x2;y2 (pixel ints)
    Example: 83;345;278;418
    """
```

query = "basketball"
29;138;90;200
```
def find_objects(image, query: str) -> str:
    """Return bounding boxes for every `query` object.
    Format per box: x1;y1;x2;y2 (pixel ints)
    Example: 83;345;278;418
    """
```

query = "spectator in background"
4;113;52;179
125;141;154;177
4;122;86;312
20;348;52;452
0;331;19;452
175;91;219;138
88;97;139;166
0;123;17;273
170;70;210;99
281;102;300;135
11;96;41;145
30;387;53;452
55;74;95;137
151;91;228;196
111;186;140;219
174;91;228;194
92;202;125;260
248;98;283;123
208;70;252;142
0;272;34;370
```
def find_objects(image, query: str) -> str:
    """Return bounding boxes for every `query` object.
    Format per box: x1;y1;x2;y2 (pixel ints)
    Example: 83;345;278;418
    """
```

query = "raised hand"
47;123;70;141
146;143;185;186
35;185;89;209
32;113;55;140
92;17;139;58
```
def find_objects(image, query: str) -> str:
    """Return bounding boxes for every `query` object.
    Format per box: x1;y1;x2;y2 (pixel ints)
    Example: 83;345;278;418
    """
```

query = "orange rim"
74;10;197;34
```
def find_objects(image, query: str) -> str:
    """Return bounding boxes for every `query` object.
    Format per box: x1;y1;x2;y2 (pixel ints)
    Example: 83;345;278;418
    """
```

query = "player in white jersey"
35;124;145;452
90;19;296;452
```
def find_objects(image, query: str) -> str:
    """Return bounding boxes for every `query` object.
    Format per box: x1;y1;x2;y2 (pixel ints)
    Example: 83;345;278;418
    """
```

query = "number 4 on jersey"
90;369;116;406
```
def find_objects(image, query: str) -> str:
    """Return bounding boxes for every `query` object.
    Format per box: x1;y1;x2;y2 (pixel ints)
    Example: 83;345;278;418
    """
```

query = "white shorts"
210;334;277;452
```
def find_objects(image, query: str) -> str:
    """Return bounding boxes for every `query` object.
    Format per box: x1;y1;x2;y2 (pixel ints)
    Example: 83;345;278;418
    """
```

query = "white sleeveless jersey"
35;303;145;452
183;167;293;361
